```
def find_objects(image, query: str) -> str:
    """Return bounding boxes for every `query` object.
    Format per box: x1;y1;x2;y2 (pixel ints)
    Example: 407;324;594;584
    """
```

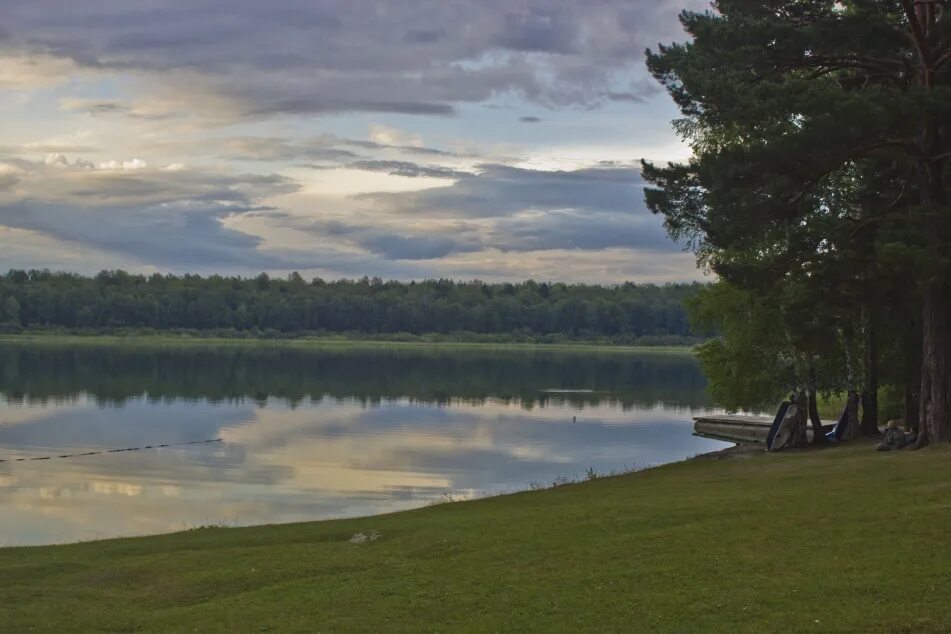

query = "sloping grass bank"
2;443;950;632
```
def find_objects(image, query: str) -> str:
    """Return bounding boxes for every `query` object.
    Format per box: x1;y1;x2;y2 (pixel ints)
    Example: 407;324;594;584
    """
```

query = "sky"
0;0;707;284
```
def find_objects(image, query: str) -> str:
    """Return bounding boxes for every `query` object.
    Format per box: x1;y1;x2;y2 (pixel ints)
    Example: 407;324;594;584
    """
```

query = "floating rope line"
0;438;223;463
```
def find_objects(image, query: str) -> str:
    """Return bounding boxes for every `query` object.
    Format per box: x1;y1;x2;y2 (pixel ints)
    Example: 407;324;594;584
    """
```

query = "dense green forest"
643;1;951;445
0;270;703;344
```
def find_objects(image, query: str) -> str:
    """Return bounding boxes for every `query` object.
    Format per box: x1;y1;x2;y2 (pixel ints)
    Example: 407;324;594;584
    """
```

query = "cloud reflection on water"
0;395;728;546
0;345;728;545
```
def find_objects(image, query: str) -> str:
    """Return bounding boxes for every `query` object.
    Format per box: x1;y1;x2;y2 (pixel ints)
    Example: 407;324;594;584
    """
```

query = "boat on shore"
693;414;831;444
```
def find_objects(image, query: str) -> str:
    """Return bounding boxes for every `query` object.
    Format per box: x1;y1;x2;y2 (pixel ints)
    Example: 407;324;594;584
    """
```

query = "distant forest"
0;270;705;344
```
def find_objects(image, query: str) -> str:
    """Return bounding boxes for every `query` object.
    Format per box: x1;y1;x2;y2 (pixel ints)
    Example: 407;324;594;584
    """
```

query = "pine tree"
643;1;951;444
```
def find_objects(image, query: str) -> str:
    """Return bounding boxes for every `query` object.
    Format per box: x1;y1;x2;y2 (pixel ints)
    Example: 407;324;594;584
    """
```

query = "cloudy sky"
0;0;705;283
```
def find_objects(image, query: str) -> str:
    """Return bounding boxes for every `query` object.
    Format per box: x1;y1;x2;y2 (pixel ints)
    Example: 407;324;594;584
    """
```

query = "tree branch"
935;47;951;70
900;0;933;67
786;55;905;74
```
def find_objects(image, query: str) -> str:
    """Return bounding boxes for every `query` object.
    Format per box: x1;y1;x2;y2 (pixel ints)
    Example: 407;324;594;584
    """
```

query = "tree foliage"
644;0;950;440
0;270;703;343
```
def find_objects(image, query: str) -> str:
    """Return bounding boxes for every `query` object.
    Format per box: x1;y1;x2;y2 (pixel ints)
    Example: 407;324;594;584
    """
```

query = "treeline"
0;270;704;343
643;3;951;445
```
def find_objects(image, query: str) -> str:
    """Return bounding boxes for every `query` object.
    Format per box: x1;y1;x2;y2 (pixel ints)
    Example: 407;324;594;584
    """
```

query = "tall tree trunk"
905;380;921;433
807;365;827;444
917;275;951;446
846;390;861;439
915;150;950;446
903;313;922;432
841;325;861;440
807;388;826;444
791;389;809;448
861;306;880;436
861;389;879;435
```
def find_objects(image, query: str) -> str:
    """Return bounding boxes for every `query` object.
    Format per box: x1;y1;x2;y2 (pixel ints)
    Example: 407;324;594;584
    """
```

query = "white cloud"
44;153;71;168
97;158;149;171
369;125;425;148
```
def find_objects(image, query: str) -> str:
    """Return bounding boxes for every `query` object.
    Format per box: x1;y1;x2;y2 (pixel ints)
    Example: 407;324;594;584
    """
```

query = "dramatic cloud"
0;155;678;270
263;164;678;262
363;164;647;219
0;1;702;118
0;157;300;269
0;2;702;283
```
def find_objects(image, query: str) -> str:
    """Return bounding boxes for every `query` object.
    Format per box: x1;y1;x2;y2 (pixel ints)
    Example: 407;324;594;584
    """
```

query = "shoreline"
2;439;736;550
0;333;696;354
3;440;948;630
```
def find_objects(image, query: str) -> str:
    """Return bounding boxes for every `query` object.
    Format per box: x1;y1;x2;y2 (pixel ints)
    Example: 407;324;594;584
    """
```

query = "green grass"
2;442;949;632
0;333;695;355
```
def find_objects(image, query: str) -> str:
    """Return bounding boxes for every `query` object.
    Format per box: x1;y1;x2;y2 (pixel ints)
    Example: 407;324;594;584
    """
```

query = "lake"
0;342;730;545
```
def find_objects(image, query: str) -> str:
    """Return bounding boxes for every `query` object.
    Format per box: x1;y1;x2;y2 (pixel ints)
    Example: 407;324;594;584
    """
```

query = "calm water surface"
0;343;729;545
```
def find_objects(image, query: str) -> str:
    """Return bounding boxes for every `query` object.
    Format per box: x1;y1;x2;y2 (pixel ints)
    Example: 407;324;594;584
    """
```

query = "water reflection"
0;344;728;545
0;344;711;409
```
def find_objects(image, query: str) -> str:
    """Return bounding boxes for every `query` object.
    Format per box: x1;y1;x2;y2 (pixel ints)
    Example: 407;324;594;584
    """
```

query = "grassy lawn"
2;442;949;632
0;333;695;355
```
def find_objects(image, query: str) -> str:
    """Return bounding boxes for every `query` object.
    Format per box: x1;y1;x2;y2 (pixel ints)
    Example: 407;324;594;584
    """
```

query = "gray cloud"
220;137;360;163
59;98;181;121
0;200;276;269
344;160;474;180
318;212;671;261
494;7;579;54
246;99;456;117
607;92;647;103
360;234;471;260
336;138;457;158
0;157;471;278
492;210;671;252
362;164;647;219
80;101;126;116
0;158;302;270
0;1;702;283
0;0;701;118
146;135;466;165
264;163;677;261
402;29;445;44
351;209;671;260
0;156;687;280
